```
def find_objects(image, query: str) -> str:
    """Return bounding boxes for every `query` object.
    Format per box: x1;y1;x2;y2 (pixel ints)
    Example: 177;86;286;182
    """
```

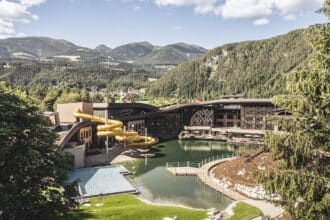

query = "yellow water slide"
73;109;157;147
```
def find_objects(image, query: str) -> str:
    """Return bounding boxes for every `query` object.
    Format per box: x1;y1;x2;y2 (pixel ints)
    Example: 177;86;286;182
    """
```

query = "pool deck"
167;158;284;218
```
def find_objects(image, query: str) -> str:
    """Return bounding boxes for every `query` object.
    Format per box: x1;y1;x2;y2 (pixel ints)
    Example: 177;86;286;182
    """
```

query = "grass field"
67;194;207;220
227;202;263;220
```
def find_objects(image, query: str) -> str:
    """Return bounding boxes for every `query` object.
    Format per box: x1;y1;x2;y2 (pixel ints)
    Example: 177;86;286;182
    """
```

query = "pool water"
68;166;137;197
124;140;256;210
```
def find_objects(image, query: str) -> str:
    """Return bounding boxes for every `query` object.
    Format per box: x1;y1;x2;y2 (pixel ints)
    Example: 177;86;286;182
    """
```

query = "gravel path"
196;159;284;218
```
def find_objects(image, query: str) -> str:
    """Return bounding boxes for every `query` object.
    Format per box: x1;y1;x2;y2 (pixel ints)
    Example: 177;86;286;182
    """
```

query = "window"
227;122;234;127
227;115;234;119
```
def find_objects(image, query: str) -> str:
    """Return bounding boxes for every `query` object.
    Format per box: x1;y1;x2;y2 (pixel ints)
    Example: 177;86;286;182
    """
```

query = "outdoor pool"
68;165;138;197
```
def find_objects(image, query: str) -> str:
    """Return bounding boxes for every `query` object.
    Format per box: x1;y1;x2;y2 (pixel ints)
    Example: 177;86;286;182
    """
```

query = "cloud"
0;0;45;38
153;0;323;25
21;0;46;7
253;18;270;26
155;0;217;14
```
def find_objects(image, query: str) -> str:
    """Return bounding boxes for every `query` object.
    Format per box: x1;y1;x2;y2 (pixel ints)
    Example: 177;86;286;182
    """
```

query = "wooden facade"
92;99;276;141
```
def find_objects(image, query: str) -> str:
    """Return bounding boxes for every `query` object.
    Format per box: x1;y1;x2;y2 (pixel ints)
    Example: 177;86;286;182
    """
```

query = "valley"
0;26;316;111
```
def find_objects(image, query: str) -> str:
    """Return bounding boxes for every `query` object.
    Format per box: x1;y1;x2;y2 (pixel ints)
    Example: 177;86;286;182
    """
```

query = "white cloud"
21;0;46;7
155;0;217;14
0;19;14;34
153;0;323;25
0;0;45;39
253;18;270;26
217;0;273;19
273;0;323;14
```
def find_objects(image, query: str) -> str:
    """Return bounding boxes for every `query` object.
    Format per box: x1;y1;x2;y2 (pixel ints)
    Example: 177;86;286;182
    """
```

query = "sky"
0;0;327;49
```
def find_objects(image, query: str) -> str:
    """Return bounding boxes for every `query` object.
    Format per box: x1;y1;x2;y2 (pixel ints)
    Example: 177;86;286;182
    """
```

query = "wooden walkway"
167;167;199;176
166;157;284;218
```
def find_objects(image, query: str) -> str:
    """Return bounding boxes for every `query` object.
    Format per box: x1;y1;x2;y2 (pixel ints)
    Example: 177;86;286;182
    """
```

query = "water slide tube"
73;109;157;147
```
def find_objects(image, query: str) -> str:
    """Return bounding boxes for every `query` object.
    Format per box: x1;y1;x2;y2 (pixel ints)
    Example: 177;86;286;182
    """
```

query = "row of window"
80;129;92;140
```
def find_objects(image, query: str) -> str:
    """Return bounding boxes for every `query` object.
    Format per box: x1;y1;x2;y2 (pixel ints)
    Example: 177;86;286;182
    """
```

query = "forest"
148;27;315;99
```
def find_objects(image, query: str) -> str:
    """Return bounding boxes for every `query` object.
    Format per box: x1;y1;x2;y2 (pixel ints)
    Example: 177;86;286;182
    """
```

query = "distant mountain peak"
0;37;207;65
95;44;112;56
95;44;111;50
134;43;208;65
109;41;155;61
0;37;78;58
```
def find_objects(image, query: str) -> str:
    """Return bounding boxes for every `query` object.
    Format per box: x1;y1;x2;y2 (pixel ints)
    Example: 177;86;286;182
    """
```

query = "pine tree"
258;1;330;219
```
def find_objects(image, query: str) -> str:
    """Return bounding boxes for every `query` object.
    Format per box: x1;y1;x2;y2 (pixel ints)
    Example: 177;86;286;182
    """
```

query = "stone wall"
64;144;86;168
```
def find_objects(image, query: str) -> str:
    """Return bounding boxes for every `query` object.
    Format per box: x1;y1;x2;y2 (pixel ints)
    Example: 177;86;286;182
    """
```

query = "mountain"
0;37;208;65
148;27;314;99
0;37;78;59
109;42;155;61
54;47;105;62
95;44;112;56
135;43;208;65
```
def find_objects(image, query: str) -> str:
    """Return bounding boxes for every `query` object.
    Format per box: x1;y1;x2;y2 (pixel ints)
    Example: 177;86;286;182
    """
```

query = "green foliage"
145;96;187;107
0;58;160;96
227;202;263;220
258;5;330;219
56;88;91;105
148;27;313;99
42;88;62;111
67;194;207;220
91;92;105;103
0;82;72;219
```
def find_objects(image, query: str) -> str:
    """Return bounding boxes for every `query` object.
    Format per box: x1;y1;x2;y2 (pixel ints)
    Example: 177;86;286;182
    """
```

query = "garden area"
67;194;207;220
67;194;263;220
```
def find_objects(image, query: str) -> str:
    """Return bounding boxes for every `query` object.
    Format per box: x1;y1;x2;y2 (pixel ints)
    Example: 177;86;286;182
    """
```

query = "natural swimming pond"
122;140;256;210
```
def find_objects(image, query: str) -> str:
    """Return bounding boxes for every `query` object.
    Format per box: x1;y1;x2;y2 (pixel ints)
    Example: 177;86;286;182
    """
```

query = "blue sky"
0;0;327;49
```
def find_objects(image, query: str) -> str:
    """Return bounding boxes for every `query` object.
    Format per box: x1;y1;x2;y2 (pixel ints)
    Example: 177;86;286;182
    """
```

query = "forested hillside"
148;27;315;99
0;37;78;58
0;58;158;91
109;42;155;61
135;43;207;65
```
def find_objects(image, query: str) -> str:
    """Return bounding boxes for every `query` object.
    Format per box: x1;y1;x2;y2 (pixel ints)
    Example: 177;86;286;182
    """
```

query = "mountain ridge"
0;37;79;59
0;37;208;65
148;26;315;98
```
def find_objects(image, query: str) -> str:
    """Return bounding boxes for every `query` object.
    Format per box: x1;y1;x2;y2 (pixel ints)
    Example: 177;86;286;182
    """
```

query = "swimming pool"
68;165;138;197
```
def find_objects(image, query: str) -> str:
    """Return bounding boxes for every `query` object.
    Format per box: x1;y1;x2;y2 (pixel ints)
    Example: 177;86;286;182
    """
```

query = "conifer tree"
258;1;330;219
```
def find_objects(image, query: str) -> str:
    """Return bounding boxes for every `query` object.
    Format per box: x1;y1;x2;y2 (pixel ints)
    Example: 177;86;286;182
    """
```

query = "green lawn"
227;202;263;220
67;194;207;220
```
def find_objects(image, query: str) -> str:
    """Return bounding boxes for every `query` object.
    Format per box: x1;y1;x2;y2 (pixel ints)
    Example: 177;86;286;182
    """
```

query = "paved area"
242;199;284;218
85;144;127;167
167;158;284;218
